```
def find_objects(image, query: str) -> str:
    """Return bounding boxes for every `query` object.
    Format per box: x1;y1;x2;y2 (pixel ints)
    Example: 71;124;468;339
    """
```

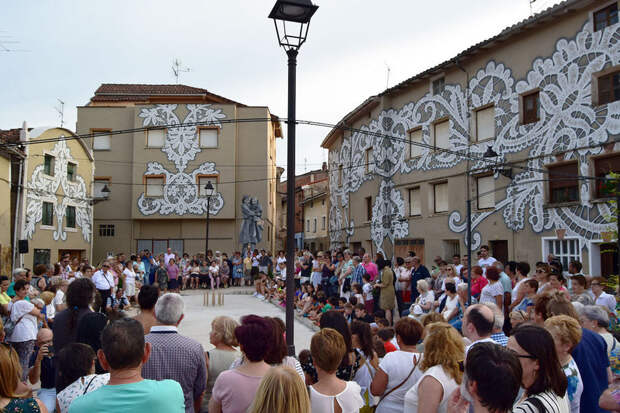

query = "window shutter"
147;129;165;148
549;162;579;203
476;107;495;141
477;176;495;209
146;177;164;197
93;134;111;150
434;183;448;212
409;129;423;157
200;129;218;148
409;188;421;215
434;121;450;150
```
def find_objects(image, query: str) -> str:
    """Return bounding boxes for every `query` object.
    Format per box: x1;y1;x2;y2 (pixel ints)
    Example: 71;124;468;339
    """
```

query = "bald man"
29;328;57;412
462;304;495;354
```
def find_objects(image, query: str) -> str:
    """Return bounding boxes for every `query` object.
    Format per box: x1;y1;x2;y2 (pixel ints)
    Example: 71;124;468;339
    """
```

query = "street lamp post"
269;0;318;356
204;181;215;256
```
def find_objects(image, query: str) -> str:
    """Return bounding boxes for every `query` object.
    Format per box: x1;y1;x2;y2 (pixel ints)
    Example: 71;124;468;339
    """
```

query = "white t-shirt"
310;381;364;413
363;283;374;301
478;256;497;270
8;300;38;342
280;267;287;280
454;264;463;276
404;365;458;413
164;253;175;265
441;295;459;320
123;268;136;285
376;351;423;413
209;265;220;275
512;277;531;303
276;256;286;265
53;289;65;308
596;292;617;315
418;290;435;312
480;281;504;304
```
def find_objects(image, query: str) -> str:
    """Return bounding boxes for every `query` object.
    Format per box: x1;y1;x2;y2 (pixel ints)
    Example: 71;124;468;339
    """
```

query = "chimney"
321;161;327;171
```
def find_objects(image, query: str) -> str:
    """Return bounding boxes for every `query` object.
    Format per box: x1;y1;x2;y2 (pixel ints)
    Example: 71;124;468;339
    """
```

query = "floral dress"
562;357;583;413
3;398;41;412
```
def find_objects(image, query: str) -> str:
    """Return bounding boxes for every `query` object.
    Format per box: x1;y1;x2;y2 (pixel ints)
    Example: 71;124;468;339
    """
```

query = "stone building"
322;0;620;275
77;84;281;262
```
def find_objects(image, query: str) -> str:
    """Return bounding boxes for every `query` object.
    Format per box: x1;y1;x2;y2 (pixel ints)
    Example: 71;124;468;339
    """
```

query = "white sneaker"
253;292;258;297
257;294;265;300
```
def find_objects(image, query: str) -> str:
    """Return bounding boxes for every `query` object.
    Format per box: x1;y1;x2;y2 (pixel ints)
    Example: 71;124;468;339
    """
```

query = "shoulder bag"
5;312;27;337
369;353;420;412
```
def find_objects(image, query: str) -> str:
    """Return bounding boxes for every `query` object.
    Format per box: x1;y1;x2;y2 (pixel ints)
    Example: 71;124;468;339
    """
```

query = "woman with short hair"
508;324;569;412
580;304;619;356
409;279;434;317
205;316;240;407
248;366;310;413
479;266;503;309
404;322;464;412
209;315;273;413
544;315;583;413
370;317;424;413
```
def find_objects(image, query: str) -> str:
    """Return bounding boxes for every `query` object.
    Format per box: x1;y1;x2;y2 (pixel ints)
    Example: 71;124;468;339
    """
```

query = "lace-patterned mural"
329;20;620;255
137;104;225;216
24;139;92;242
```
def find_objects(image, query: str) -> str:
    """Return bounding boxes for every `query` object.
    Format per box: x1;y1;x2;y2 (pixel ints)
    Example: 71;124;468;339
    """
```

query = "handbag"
4;313;27;337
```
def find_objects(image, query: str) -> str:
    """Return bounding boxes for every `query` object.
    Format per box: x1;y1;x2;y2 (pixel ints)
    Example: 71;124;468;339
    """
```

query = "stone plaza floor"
175;288;316;354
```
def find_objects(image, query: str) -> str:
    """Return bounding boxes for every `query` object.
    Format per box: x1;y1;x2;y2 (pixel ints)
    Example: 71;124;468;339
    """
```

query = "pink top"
212;369;263;413
167;264;179;280
362;262;379;281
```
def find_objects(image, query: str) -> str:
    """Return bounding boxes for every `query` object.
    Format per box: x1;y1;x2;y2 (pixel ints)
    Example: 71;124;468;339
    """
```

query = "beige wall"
0;154;12;274
19;128;93;268
326;2;619;274
78;102;279;262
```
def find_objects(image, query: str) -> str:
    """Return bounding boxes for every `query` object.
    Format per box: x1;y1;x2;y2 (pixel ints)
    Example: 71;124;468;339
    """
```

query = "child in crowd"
362;274;374;315
352;283;364;305
354;303;374;324
376;328;397;353
343;303;354;323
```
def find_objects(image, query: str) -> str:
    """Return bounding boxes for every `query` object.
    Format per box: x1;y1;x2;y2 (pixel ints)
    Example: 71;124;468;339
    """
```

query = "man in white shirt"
477;245;497;271
452;254;463;277
591;277;617;316
164;248;175;266
462;304;495;354
92;262;115;313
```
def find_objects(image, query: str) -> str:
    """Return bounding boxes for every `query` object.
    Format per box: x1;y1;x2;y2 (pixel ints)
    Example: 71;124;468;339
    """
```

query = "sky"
0;0;560;176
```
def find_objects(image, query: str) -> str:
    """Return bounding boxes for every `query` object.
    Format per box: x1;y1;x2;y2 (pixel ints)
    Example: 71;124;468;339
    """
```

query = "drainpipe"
12;156;24;272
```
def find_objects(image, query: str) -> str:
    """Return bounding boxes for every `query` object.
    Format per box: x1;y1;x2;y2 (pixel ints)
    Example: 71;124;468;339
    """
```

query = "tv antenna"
385;62;391;89
55;99;65;127
172;59;191;83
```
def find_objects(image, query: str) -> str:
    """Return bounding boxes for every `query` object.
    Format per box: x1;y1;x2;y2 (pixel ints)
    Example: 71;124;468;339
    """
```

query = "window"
598;71;620;105
408;128;423;158
67;162;76;182
44;155;55;176
476;106;495;141
42;202;54;226
94;178;110;199
313;218;317;233
594;154;620;198
522;91;540;124
66;206;76;228
33;249;50;267
432;77;445;95
92;130;111;151
477;175;495;209
434;120;450;151
198;175;218;197
548;162;579;203
433;182;449;213
546;238;580;270
322;216;326;230
409;187;421;216
137;239;184;256
365;196;372;221
365;148;373;173
306;219;310;232
322;199;325;206
99;224;115;237
146;129;165;148
145;176;165;197
199;128;218;148
594;3;618;32
338;165;343;187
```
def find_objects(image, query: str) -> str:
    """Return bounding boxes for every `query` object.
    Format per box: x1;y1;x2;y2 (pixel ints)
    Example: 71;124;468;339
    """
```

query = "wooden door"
600;243;618;278
394;239;425;265
490;240;508;264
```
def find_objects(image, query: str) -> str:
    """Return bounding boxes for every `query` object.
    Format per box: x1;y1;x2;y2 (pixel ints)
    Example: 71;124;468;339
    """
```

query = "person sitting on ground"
544;315;583;413
248;366;311;413
142;293;207;413
508;324;569;412
449;342;522;413
68;318;184;413
209;315;273;413
55;343;110;413
309;328;364;413
133;285;159;335
404;322;464;412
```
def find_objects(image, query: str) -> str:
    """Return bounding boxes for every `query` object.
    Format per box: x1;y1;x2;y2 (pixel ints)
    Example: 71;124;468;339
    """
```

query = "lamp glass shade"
204;181;215;197
269;0;317;23
101;184;111;197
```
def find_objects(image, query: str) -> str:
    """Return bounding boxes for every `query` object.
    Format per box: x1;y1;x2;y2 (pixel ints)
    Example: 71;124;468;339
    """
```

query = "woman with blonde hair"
249;366;310;413
0;344;48;412
205;316;241;406
404;322;464;412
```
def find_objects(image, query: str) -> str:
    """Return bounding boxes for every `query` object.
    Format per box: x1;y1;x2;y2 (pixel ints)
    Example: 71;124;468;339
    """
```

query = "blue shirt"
352;264;366;286
571;328;609;413
68;379;185;413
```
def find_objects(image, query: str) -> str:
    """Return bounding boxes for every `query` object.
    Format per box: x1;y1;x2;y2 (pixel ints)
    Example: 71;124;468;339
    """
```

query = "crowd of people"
0;245;618;412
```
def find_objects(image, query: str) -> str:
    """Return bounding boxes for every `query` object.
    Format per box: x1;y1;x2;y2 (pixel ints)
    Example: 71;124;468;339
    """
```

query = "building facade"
322;0;620;276
77;84;281;263
17;127;94;268
302;178;328;252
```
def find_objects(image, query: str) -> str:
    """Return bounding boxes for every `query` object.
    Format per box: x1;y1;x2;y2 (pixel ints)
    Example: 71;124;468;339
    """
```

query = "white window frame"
41;197;56;230
541;237;581;273
65;204;78;231
43;153;55;176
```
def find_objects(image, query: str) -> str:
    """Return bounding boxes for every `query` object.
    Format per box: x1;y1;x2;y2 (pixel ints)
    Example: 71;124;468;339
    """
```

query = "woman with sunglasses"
508;324;569;413
534;263;552;294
